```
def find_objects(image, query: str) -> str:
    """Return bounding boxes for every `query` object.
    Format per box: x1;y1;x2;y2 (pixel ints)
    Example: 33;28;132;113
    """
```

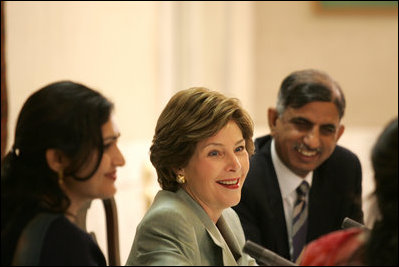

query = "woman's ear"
45;149;67;173
172;167;185;177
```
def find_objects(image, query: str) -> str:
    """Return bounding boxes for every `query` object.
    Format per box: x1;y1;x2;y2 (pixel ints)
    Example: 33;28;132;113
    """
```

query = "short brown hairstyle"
150;87;254;192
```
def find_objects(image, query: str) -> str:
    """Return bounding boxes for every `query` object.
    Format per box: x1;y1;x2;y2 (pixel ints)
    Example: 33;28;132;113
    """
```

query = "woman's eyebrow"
203;139;245;148
103;133;121;142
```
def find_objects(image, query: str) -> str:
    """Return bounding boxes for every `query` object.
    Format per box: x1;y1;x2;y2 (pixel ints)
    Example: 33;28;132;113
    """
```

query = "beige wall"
3;1;398;264
253;1;398;128
5;1;398;149
5;1;160;146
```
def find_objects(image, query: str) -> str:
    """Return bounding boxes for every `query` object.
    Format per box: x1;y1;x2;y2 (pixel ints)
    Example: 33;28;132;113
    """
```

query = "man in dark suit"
233;69;363;263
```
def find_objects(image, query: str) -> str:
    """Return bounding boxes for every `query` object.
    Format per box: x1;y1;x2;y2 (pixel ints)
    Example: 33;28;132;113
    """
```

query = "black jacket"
233;135;364;260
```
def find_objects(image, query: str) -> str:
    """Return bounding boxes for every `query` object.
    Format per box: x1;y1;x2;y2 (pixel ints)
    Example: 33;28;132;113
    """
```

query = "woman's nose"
226;153;241;171
114;145;126;167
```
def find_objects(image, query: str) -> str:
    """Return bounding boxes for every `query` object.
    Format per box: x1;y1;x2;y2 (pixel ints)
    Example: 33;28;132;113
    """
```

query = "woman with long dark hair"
1;81;125;265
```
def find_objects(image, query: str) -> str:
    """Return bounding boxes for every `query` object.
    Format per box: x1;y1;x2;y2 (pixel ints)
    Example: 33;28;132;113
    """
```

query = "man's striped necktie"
292;180;309;262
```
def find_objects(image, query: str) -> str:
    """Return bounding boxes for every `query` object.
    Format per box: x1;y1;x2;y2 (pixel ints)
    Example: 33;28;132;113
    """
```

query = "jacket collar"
176;189;242;265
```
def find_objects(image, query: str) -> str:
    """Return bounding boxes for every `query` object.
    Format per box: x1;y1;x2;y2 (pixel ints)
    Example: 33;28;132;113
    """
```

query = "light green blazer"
126;189;257;266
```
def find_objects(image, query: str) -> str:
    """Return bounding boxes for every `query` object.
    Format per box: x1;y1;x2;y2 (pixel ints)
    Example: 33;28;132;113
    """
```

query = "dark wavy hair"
364;117;398;266
1;81;113;265
277;69;346;118
150;87;254;192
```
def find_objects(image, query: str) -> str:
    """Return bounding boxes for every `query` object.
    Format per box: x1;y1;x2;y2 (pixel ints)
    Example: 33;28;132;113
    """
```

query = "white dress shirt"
270;139;313;260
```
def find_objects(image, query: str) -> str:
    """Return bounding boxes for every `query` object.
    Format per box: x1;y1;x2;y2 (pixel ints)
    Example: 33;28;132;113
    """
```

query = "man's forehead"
283;103;341;124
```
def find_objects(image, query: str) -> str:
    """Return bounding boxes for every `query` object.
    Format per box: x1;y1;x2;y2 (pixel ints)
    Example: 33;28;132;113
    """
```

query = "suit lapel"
261;137;290;257
307;169;334;241
177;189;238;265
205;219;238;266
216;214;242;261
